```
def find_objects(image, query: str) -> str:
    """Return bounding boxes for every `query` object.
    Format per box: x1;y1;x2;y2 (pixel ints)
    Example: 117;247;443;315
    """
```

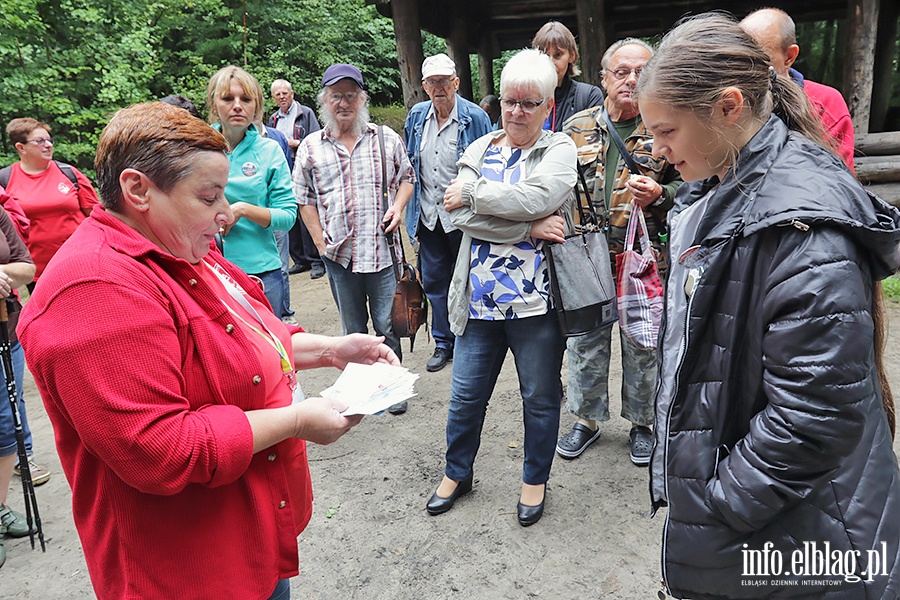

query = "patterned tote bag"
615;202;664;349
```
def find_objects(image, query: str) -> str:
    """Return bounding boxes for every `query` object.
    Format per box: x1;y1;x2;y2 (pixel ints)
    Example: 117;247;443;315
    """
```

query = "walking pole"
0;298;45;551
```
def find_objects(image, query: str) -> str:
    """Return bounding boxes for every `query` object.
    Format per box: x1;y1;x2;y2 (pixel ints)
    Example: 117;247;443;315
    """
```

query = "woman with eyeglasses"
206;66;298;317
531;21;603;132
426;49;576;527
3;118;99;289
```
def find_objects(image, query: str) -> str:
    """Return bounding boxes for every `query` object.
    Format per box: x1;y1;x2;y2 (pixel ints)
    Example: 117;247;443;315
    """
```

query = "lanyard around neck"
203;259;293;378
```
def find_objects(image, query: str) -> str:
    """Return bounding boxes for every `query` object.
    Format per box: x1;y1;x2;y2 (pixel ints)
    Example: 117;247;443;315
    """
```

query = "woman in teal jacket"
207;65;298;314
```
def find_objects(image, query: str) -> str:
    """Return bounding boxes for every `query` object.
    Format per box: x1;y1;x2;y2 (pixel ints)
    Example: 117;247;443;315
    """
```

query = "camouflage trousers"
565;324;656;426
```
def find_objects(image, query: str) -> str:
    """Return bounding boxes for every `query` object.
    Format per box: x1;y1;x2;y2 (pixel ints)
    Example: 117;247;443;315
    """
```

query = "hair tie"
768;66;777;89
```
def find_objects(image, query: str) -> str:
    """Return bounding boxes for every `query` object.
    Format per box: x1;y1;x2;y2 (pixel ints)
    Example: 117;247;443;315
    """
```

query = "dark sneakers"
629;425;653;466
310;262;326;279
556;423;601;459
426;347;453;372
387;401;408;415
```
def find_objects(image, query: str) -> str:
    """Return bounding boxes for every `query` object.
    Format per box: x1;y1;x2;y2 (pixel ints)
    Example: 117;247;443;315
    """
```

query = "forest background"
1;0;899;177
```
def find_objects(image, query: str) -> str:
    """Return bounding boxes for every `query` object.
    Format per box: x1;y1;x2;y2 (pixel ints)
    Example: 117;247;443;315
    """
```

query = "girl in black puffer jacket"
638;13;900;600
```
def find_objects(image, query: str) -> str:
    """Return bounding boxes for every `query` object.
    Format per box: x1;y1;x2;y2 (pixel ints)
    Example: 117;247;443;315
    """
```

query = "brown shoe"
14;458;51;486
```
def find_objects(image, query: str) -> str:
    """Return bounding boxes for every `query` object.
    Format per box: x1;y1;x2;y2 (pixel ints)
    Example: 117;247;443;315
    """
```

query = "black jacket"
551;77;603;132
652;116;900;599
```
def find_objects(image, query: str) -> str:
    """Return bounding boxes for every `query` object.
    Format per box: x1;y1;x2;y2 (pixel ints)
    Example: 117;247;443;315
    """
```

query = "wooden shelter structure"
368;0;900;203
368;0;897;135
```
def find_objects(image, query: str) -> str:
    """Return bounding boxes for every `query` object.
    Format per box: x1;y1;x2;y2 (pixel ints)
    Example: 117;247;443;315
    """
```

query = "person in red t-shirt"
18;103;397;600
741;8;855;171
3;118;100;285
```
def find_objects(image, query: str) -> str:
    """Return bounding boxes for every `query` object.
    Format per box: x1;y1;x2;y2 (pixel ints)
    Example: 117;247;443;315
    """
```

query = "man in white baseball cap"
403;54;492;373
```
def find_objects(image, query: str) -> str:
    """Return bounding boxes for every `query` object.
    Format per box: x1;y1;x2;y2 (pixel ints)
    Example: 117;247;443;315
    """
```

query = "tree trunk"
576;0;605;87
392;0;427;110
843;0;880;134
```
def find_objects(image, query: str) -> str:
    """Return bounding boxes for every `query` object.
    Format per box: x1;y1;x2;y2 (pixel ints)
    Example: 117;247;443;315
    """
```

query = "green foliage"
883;275;900;301
369;104;407;132
0;0;407;170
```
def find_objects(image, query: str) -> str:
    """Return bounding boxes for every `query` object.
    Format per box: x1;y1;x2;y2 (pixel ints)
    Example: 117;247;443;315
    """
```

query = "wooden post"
391;0;427;109
448;19;473;101
871;0;899;132
576;0;606;87
843;0;880;134
478;52;494;99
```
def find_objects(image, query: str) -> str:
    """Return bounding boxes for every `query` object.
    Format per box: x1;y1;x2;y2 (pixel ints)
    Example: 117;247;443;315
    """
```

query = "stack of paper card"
321;362;419;416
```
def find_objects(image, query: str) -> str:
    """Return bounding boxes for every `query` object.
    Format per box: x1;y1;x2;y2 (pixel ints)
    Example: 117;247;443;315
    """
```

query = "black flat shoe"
425;476;473;515
517;489;545;527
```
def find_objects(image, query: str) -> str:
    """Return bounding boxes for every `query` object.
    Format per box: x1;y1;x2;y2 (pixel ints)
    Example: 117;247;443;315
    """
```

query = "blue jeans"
267;579;290;600
0;342;30;457
418;221;462;350
323;257;401;361
275;230;294;318
252;268;286;319
444;312;564;485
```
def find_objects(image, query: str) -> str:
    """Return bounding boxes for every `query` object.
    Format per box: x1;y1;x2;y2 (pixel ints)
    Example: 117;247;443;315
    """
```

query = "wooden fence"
857;131;900;206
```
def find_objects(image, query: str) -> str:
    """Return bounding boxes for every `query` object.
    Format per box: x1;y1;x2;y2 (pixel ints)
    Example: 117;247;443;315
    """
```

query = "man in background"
404;54;492;373
295;64;414;414
270;79;326;279
741;8;855;171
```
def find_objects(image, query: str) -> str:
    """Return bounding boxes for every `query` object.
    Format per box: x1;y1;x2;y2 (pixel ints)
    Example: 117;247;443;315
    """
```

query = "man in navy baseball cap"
295;61;415;415
321;64;364;89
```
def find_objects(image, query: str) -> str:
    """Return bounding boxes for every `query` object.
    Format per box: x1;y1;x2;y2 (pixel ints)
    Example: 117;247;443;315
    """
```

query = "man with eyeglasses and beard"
557;39;682;466
403;54;492;374
293;64;414;415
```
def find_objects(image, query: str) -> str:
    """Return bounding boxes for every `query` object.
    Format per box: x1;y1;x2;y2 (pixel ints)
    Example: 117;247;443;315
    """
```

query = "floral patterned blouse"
467;145;550;320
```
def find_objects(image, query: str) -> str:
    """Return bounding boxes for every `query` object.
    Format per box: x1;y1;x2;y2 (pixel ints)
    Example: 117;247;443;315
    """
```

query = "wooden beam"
576;0;606;87
856;131;900;156
870;0;899;132
391;0;427;109
855;156;900;183
843;0;880;134
478;53;495;98
448;19;474;101
866;182;900;207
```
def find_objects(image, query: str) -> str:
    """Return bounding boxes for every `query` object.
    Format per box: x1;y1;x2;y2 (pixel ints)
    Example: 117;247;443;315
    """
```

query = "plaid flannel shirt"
294;124;414;273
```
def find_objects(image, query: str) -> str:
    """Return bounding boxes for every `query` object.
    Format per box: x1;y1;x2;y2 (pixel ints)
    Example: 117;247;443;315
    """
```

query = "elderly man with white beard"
294;64;415;415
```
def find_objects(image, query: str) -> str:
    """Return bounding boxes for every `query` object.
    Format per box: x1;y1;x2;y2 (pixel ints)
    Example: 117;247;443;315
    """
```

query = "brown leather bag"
390;260;428;350
377;126;428;351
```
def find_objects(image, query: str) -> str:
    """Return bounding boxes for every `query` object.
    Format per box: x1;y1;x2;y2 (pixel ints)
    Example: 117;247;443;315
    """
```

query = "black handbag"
545;167;618;336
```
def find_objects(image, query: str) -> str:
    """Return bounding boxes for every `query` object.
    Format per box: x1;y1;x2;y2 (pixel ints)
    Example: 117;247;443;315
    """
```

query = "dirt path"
5;275;900;599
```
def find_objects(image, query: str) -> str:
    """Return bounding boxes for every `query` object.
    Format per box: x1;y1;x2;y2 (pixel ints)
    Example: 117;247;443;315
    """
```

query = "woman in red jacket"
3;118;100;287
18;102;397;600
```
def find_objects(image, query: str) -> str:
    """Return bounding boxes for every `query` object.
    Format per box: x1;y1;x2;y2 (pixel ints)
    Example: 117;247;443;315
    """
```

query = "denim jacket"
446;129;577;336
403;95;492;238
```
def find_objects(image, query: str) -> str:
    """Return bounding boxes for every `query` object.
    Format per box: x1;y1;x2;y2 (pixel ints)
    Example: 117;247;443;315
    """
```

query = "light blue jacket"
402;94;492;238
215;125;297;275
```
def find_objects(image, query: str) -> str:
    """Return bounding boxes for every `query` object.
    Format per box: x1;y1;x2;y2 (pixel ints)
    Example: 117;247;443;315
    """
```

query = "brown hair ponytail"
873;281;896;437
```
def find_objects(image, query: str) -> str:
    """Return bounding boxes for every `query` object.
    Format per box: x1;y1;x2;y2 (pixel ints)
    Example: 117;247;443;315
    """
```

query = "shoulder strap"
575;166;607;233
54;161;80;191
0;162;79;191
377;126;403;280
601;106;640;175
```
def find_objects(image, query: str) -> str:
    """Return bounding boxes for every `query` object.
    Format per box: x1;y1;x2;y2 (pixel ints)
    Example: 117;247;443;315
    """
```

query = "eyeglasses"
423;77;454;89
325;91;361;104
25;137;54;147
606;68;642;81
498;98;546;113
